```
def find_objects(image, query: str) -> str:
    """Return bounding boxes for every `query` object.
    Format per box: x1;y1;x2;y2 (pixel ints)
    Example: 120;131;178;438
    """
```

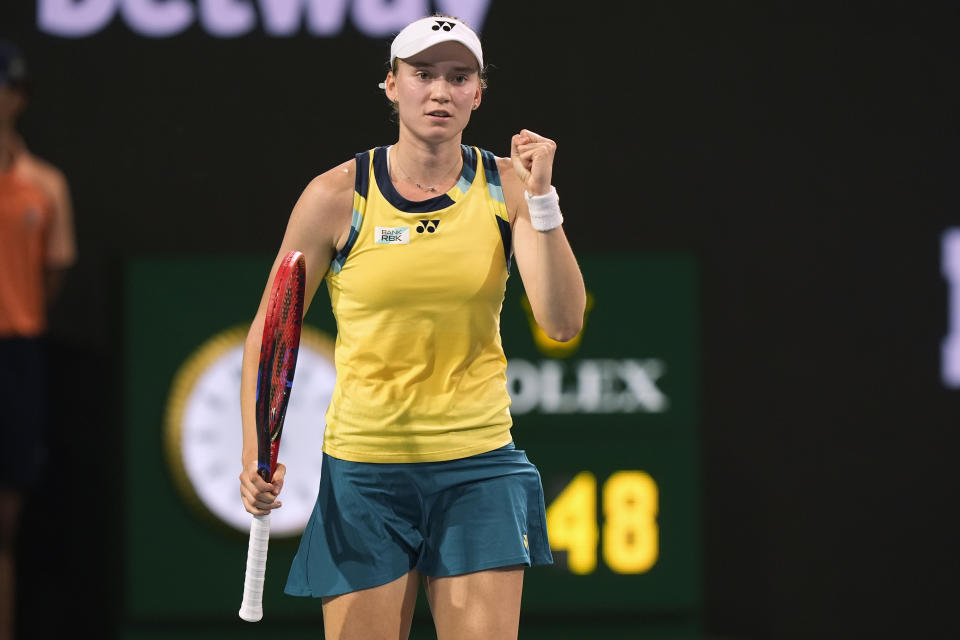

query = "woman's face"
387;41;482;143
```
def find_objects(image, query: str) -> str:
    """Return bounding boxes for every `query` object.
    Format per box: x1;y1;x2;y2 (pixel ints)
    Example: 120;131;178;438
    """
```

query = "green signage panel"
124;253;699;631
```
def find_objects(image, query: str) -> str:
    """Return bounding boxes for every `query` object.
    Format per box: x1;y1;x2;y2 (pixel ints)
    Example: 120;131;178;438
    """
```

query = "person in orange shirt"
0;39;77;640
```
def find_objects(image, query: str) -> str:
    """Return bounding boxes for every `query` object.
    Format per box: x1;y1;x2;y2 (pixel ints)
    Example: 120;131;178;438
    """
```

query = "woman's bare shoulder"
304;157;357;207
285;157;358;251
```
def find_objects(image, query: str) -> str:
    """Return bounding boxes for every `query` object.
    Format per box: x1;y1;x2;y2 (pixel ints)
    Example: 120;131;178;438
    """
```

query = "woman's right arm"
238;159;356;516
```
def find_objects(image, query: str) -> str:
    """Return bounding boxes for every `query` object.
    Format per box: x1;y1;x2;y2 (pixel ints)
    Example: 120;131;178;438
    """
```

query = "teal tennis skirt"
285;442;553;598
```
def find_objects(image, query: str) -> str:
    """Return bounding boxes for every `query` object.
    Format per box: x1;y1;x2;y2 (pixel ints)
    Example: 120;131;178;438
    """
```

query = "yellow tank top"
321;145;515;462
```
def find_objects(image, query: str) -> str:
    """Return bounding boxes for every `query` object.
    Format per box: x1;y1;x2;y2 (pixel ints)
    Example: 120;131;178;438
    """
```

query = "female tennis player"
239;14;585;640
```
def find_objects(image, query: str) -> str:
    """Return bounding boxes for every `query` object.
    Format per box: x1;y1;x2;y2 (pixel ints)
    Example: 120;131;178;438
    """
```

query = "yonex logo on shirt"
416;220;440;234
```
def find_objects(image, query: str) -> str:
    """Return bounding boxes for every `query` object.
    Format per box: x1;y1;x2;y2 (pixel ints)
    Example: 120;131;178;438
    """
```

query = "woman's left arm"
501;129;586;342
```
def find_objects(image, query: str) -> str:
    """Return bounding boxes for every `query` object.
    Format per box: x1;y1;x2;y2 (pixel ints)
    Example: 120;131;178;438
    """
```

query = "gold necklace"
392;148;462;193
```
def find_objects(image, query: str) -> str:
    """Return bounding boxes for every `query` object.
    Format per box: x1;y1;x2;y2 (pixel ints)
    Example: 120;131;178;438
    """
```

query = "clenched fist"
510;129;556;196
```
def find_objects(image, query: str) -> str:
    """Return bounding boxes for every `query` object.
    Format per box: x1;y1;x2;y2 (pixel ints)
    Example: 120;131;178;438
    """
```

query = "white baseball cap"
389;16;483;69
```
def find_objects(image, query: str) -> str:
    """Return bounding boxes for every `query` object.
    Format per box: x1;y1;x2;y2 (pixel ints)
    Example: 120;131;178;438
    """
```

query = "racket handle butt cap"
239;606;263;622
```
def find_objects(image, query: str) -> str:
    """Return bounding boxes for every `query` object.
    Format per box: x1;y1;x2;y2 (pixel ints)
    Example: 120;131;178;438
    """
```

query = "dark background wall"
2;1;958;637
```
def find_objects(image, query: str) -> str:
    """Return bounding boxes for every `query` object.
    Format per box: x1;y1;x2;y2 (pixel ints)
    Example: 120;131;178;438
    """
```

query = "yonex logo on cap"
389;15;484;69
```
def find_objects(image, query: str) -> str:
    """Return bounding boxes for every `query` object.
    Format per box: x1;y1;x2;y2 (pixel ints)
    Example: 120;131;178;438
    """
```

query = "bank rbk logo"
433;20;456;32
416;220;440;234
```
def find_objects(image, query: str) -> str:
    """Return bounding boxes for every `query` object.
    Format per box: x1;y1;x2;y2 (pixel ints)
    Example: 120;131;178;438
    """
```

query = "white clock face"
165;326;336;537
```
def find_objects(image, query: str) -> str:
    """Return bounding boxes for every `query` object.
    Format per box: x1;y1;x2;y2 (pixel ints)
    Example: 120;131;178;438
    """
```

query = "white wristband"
524;186;563;232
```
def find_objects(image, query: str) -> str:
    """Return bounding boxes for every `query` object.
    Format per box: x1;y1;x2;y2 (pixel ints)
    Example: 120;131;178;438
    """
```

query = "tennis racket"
239;250;306;622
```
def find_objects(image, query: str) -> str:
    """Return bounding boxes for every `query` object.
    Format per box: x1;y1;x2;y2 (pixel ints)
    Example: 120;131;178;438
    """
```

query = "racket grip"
239;513;271;622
